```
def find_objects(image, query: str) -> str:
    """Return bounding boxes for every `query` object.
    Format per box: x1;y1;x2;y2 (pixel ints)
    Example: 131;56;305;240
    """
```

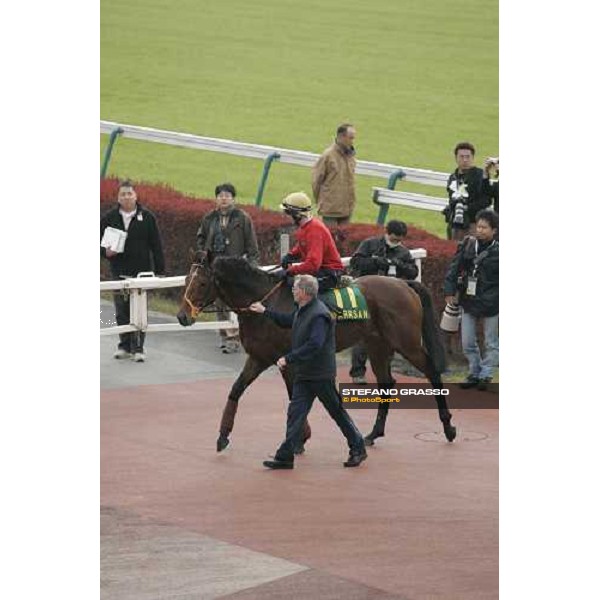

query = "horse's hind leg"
363;342;395;446
281;367;311;455
218;355;269;452
400;347;457;443
425;359;456;442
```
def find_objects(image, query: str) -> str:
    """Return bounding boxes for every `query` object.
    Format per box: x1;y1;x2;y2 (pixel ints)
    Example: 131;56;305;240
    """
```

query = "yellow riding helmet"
280;191;312;213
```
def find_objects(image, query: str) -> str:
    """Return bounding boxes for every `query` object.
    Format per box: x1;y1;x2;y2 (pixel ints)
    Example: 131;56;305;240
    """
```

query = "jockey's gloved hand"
375;257;390;269
280;253;295;269
271;267;288;281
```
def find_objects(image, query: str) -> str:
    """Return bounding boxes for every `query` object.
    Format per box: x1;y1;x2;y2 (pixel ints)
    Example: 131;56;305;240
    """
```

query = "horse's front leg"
217;355;269;452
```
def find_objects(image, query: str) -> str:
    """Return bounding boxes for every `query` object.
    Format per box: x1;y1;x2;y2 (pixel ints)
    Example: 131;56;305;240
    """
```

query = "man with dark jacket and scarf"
444;209;499;390
348;220;418;383
249;275;367;469
100;180;165;362
443;142;494;241
196;183;259;353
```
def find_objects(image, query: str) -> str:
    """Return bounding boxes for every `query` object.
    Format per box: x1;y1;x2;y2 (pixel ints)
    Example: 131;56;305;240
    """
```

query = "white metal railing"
372;187;447;212
100;120;448;187
100;251;427;336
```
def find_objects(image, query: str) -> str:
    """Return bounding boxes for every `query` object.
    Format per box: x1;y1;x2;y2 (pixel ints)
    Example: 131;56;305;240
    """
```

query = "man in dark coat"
444;209;499;390
100;180;165;362
443;142;494;241
249;274;367;469
196;182;259;353
348;220;418;383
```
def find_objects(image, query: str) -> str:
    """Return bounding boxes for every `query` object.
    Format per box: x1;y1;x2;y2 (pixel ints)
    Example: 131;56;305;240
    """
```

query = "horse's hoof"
217;435;230;452
443;423;457;442
293;444;305;455
363;431;383;446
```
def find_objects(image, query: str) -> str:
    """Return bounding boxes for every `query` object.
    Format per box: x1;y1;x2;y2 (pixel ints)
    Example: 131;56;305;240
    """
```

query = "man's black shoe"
344;447;367;468
263;458;294;470
460;375;480;389
477;377;493;391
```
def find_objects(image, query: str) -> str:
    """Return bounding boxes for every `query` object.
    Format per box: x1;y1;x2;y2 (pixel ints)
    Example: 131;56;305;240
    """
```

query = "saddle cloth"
320;285;369;321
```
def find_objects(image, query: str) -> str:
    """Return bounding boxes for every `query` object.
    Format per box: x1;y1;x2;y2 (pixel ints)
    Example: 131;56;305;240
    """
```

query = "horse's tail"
406;280;447;374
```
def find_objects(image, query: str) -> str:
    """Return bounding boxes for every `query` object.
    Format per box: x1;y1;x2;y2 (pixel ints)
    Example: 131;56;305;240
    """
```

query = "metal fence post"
101;126;124;179
255;152;281;207
375;169;406;225
415;258;422;282
129;288;148;331
280;233;290;259
129;272;154;331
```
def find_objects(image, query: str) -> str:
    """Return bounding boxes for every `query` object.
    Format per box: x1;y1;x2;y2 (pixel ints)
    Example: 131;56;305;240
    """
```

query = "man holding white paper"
100;180;165;362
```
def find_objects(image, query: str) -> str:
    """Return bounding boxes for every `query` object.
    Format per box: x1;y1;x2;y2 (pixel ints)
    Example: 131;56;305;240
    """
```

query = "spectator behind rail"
101;180;165;363
196;182;260;353
443;142;494;241
312;123;357;227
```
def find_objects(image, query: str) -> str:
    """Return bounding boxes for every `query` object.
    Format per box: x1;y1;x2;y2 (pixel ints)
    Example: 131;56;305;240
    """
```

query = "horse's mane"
213;257;274;282
212;257;282;301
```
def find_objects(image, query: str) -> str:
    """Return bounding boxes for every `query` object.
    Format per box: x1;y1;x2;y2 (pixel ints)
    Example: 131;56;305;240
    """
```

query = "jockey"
276;192;344;291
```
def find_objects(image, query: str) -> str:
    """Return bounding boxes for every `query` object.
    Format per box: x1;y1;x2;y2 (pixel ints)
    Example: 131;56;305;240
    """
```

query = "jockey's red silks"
287;218;343;275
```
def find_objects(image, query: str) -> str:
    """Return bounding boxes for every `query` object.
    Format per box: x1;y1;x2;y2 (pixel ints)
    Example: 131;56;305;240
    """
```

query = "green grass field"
101;0;497;236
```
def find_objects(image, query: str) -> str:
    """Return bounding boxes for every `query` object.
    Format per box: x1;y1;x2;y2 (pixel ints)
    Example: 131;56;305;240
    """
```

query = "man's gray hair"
293;274;318;297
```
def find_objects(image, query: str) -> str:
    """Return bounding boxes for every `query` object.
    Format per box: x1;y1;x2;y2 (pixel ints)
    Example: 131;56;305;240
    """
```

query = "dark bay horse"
176;256;456;451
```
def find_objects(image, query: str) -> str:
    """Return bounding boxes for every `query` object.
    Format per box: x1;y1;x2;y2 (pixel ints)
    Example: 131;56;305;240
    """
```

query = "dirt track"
101;362;498;599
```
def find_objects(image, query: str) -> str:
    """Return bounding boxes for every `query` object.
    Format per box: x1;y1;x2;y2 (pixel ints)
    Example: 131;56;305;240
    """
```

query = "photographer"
444;209;499;390
348;220;418;383
349;220;418;280
443;142;494;241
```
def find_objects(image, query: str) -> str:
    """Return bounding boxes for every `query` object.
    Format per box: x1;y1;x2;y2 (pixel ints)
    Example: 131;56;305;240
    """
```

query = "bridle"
183;262;285;318
183;263;214;318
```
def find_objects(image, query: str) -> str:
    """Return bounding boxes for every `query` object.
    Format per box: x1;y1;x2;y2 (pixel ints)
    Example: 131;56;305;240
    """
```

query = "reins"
236;280;284;313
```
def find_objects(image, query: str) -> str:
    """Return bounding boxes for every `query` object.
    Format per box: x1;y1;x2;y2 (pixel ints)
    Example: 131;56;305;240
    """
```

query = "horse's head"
176;253;218;326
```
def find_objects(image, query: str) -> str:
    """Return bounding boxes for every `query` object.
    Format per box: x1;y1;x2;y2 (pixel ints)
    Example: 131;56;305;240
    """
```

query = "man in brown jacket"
196;182;259;353
312;123;357;226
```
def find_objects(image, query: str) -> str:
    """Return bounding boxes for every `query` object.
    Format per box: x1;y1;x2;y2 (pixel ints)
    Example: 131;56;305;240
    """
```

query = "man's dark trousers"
114;292;145;353
275;379;364;462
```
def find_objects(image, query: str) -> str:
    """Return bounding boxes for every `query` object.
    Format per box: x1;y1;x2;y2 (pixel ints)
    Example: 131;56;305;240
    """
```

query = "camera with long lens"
453;201;465;225
451;183;468;226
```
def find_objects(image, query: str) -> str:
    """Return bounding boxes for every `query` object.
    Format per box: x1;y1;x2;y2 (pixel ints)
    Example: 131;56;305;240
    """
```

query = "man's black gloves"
281;253;295;269
375;256;390;269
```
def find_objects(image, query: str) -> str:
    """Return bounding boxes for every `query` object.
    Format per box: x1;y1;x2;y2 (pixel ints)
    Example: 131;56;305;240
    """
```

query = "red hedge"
100;178;457;311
